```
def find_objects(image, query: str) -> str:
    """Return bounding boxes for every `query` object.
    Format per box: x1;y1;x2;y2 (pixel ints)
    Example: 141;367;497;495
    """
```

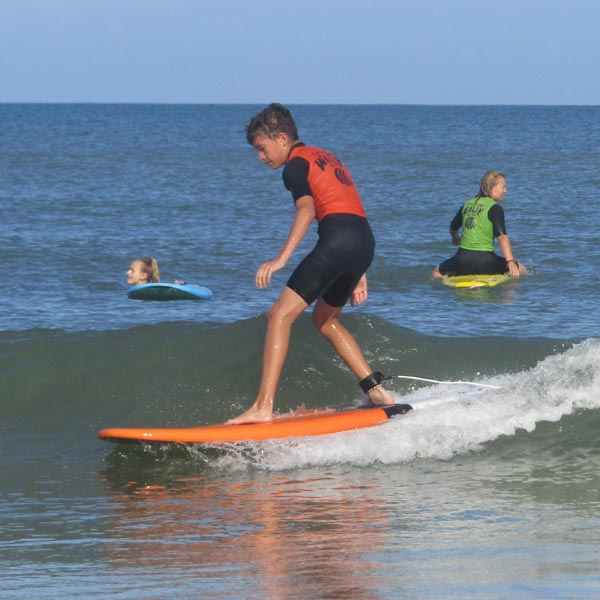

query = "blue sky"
1;0;599;104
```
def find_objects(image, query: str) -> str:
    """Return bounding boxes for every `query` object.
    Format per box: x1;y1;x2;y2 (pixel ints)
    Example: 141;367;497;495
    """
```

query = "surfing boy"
228;103;395;424
432;171;527;278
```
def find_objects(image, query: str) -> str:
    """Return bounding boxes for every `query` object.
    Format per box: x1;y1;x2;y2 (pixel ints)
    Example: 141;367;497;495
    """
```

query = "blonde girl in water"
126;258;160;286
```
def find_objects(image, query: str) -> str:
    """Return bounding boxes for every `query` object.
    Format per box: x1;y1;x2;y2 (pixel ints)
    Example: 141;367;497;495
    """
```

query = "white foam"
207;339;600;471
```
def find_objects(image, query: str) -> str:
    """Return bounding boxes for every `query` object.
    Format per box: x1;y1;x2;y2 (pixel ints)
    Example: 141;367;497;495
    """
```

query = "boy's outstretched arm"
255;196;316;288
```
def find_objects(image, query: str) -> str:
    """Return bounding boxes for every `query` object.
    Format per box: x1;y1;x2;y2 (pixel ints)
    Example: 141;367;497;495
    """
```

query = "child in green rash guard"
227;103;395;425
432;171;527;278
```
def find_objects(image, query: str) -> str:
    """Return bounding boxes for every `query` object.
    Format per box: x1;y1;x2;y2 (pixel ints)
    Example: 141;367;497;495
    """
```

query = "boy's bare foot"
226;406;273;425
366;386;396;406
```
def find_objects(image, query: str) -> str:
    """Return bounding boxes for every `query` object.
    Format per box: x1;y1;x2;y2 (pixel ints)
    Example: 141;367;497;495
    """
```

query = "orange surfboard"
98;404;413;445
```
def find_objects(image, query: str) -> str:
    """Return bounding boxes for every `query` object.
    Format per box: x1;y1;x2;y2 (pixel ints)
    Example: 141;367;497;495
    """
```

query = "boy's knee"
311;309;325;329
312;313;336;336
267;303;284;322
268;301;298;324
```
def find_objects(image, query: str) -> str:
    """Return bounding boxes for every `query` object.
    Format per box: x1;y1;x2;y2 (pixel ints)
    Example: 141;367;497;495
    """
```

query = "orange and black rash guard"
282;143;367;223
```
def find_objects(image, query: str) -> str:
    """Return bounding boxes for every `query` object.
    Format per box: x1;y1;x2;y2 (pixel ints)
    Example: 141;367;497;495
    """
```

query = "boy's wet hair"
478;170;505;198
246;103;299;145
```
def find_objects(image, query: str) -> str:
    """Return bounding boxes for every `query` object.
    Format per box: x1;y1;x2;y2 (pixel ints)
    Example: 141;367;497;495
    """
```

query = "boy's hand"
256;257;286;288
350;274;368;306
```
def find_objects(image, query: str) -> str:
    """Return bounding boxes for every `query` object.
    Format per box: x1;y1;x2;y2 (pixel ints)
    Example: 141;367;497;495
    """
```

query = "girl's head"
245;103;299;146
126;258;160;286
478;170;506;201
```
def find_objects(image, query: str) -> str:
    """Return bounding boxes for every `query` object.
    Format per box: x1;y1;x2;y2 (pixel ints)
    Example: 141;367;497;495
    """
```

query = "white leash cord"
393;375;501;389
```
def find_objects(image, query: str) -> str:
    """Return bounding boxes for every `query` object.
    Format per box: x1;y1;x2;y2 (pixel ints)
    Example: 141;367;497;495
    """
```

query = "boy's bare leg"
312;298;395;405
227;288;308;424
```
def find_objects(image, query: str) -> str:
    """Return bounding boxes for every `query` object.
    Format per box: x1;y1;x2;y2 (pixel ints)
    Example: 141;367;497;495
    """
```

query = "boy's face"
252;133;290;170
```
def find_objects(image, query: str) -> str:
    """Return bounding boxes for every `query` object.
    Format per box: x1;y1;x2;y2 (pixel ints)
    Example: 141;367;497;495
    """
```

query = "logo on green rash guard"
460;196;495;251
464;216;476;230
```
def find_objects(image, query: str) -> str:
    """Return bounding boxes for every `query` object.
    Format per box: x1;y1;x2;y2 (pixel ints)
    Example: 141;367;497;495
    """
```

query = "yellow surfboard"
441;274;510;289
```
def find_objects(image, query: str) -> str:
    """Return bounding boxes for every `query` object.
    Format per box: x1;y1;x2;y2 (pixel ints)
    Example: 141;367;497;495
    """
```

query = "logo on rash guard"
313;152;354;187
334;167;353;186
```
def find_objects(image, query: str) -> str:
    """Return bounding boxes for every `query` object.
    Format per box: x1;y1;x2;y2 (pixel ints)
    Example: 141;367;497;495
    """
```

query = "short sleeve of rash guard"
282;156;312;202
488;203;507;237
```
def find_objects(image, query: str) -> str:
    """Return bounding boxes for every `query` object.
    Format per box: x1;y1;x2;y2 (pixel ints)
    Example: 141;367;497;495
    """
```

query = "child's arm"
255;195;315;288
449;208;463;244
497;234;521;277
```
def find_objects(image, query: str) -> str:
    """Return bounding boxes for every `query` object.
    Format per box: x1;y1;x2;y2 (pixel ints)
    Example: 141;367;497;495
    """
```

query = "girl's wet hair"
136;257;160;283
478;170;505;197
246;103;299;145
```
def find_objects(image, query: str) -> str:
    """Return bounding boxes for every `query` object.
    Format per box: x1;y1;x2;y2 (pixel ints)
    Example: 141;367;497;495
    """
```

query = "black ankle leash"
359;371;391;394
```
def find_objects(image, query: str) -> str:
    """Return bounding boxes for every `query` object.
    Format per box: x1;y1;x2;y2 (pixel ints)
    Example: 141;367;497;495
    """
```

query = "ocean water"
1;104;599;599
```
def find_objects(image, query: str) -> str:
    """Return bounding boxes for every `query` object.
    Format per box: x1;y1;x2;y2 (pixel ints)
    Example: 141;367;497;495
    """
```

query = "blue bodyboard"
127;283;212;301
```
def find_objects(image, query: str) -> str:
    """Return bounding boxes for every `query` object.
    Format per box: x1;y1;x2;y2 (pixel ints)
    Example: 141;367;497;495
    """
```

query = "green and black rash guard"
450;197;507;252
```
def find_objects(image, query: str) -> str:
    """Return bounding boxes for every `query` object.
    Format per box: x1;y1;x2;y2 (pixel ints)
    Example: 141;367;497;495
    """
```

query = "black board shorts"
438;248;508;276
287;214;375;307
